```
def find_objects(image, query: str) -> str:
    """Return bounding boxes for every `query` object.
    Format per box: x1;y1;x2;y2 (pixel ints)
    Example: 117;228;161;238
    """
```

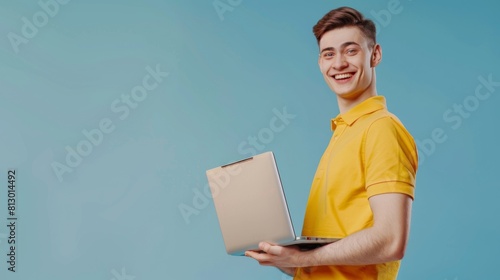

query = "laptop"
206;151;340;256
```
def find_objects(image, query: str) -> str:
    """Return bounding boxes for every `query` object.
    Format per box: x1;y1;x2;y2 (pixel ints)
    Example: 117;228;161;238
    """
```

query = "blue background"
0;0;499;279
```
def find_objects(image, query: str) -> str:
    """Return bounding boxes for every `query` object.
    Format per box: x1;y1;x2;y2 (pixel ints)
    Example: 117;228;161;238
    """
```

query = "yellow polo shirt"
295;96;418;280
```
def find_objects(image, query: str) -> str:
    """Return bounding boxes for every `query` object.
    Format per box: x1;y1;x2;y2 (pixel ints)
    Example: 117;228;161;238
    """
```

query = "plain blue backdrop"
0;0;499;279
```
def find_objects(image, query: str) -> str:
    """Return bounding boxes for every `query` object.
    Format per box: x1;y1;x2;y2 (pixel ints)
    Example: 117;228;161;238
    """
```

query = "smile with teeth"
333;72;355;80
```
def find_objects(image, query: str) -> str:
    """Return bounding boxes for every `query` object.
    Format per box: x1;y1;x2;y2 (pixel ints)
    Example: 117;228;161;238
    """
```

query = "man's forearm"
298;194;411;267
301;226;406;267
245;195;412;269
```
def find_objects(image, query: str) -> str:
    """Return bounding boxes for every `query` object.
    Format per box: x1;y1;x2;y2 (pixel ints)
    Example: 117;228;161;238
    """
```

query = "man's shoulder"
360;110;415;140
361;109;405;129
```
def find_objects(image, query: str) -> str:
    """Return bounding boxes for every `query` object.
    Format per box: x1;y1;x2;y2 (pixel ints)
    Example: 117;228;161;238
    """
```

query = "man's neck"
337;88;378;115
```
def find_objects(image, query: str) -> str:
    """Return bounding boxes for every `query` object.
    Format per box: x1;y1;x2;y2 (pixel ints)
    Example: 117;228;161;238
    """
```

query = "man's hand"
244;242;307;269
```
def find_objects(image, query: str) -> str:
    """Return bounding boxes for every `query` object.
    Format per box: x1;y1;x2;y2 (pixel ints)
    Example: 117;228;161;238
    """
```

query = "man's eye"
322;52;334;59
346;49;358;55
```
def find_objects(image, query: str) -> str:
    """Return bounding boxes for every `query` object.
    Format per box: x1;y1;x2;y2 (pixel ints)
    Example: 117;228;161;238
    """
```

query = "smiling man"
245;6;418;280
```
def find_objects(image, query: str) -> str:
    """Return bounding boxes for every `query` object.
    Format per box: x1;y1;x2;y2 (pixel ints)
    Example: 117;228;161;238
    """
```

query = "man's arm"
245;192;412;267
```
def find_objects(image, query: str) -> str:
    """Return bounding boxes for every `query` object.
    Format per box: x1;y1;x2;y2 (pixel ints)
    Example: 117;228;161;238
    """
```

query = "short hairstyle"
313;7;376;48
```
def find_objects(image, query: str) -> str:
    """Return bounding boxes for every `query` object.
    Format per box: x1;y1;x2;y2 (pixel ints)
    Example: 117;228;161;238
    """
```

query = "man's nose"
332;54;348;70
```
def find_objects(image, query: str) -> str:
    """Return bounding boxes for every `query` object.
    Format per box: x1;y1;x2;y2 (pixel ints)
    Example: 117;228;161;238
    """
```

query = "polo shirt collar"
331;96;386;130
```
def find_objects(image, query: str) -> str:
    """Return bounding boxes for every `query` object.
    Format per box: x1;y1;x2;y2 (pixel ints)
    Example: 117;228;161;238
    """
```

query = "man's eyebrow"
319;42;361;54
319;47;335;54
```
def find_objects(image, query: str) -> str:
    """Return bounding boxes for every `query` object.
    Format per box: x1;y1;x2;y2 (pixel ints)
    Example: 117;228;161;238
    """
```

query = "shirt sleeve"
363;116;418;199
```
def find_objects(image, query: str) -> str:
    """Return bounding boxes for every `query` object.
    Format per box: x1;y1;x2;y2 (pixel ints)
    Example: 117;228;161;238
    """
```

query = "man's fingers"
259;242;283;256
245;250;268;259
268;245;283;255
245;251;259;258
259;242;271;252
245;250;273;265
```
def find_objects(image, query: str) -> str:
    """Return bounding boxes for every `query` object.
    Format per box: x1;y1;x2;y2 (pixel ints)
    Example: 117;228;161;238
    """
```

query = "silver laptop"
206;151;340;256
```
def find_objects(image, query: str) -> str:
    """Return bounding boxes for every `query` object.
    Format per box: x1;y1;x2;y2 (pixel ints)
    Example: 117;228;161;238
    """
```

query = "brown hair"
313;7;376;48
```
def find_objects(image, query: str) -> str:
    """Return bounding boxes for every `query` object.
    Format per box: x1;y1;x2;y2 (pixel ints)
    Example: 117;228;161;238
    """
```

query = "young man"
245;7;418;280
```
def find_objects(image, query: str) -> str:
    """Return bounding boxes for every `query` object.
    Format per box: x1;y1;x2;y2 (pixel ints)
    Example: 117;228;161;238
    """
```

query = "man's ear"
370;44;382;67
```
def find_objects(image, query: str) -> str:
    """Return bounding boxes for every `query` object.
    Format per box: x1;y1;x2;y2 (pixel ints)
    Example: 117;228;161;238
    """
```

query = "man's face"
318;26;381;100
